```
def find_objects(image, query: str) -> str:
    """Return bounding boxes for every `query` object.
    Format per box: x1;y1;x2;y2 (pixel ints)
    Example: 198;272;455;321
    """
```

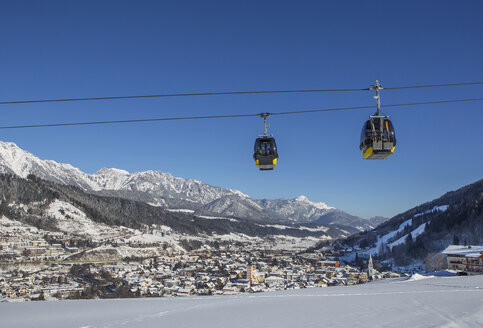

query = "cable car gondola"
360;116;396;159
253;113;278;170
360;81;397;160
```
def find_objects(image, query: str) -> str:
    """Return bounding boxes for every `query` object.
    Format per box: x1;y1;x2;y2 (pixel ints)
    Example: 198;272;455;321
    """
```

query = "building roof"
442;245;483;257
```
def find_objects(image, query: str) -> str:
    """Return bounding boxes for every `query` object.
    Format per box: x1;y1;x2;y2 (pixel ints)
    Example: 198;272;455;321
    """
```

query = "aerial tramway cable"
0;81;482;106
0;97;481;130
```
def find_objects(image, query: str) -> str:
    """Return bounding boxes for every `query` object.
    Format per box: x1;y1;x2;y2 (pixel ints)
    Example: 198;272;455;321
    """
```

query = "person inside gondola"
265;142;271;155
257;142;268;156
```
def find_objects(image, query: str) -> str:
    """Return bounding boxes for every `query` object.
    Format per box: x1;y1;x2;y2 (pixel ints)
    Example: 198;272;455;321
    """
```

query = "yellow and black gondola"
254;137;278;170
253;113;278;170
360;116;396;159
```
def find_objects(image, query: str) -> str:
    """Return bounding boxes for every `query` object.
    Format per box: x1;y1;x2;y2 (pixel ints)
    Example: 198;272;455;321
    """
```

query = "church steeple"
246;257;253;284
368;253;376;278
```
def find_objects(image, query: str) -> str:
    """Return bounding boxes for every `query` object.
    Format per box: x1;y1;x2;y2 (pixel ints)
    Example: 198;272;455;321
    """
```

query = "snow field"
1;275;482;328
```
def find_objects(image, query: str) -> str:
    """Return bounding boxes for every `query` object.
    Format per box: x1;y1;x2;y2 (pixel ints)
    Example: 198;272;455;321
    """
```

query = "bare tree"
425;253;447;272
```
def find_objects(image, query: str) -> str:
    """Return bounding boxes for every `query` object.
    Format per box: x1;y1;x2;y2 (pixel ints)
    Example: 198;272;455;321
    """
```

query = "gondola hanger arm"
370;80;383;116
260;113;270;137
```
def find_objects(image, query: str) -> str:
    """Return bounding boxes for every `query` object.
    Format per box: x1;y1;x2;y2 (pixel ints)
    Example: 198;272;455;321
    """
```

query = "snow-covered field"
1;275;482;328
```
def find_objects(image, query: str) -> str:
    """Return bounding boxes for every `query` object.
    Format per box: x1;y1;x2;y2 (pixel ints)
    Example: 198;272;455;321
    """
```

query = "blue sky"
0;1;482;218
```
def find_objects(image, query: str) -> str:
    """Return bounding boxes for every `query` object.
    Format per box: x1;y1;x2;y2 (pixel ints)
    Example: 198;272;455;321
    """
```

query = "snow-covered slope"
45;199;119;239
2;275;482;328
7;199;134;241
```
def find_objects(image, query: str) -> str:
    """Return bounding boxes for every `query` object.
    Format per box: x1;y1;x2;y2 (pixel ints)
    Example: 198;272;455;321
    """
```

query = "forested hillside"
0;174;349;239
339;179;483;266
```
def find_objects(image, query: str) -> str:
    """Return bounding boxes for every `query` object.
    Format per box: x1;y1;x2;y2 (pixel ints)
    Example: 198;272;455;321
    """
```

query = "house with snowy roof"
442;245;483;275
221;283;239;295
175;287;195;296
264;275;285;287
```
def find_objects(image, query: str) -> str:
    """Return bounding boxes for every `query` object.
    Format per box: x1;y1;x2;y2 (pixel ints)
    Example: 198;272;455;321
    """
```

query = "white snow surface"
1;275;482;328
389;222;428;248
197;215;238;222
414;205;449;217
82;245;165;259
258;224;329;232
214;233;258;242
407;273;434;281
0;215;38;233
443;245;483;258
166;209;195;213
367;219;412;255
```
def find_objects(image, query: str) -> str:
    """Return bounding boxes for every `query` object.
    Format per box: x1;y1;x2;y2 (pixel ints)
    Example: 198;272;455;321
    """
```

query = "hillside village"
0;216;402;301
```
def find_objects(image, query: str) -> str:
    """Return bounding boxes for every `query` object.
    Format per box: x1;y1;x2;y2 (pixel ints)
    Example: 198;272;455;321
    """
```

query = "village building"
442;245;483;275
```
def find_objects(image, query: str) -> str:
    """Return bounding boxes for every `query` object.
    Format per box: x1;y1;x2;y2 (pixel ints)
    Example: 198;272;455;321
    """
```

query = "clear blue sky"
1;1;482;218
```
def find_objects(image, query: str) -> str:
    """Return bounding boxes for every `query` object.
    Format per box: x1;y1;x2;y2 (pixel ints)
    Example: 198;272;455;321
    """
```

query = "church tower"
367;253;376;278
247;261;253;281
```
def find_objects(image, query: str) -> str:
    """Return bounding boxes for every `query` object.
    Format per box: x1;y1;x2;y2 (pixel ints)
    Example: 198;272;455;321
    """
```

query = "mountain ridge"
0;140;377;229
0;173;355;241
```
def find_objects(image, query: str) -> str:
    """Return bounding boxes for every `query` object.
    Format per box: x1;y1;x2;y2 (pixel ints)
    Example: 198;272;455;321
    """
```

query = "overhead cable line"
270;97;483;116
0;97;481;130
0;88;369;105
384;82;483;90
1;82;482;106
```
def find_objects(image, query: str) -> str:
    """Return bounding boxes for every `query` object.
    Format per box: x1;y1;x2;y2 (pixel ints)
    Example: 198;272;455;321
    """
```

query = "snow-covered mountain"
257;195;334;223
92;168;251;205
195;195;277;222
0;174;348;254
0;141;248;205
0;140;368;228
0;141;98;190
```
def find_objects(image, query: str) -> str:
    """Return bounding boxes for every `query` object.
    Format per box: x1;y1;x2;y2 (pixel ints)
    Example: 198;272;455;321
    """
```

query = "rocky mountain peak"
294;195;334;211
295;195;310;202
94;167;130;176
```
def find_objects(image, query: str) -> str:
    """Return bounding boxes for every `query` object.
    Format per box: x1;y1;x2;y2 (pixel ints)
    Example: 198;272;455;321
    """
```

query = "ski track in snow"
1;276;482;328
389;222;428;248
414;205;449;218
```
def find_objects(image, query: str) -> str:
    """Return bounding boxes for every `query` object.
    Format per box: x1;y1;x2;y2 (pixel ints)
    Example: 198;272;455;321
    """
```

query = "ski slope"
1;275;482;328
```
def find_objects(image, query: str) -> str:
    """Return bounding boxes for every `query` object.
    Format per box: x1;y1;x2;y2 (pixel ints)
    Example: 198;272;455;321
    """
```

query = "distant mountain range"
0;140;385;231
